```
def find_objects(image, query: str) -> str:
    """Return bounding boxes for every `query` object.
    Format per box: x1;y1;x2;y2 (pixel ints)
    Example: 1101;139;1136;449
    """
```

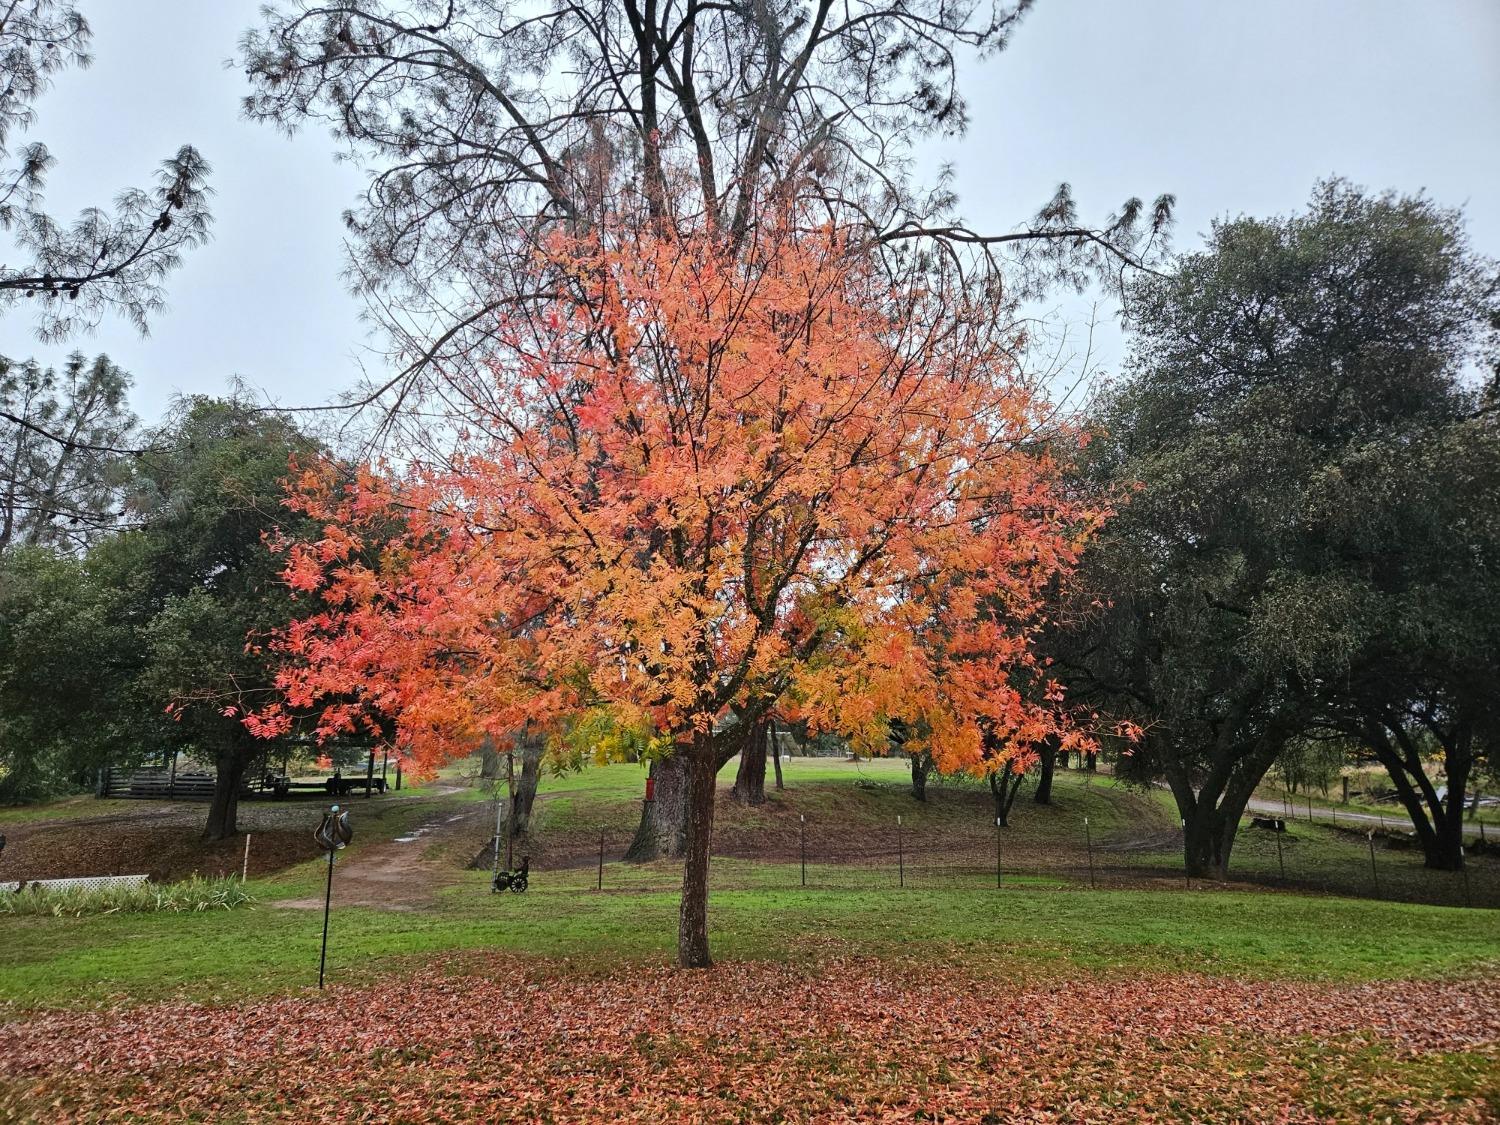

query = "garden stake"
1275;828;1285;881
799;814;806;887
241;833;252;883
319;842;335;989
1366;831;1379;897
1460;848;1471;908
313;804;352;990
1084;817;1096;889
597;828;604;891
995;818;1003;889
897;815;904;888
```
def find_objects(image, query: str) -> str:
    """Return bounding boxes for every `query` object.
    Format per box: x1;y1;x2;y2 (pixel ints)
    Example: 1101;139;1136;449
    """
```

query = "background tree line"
0;377;333;840
727;179;1500;882
1;0;1495;903
1055;180;1500;875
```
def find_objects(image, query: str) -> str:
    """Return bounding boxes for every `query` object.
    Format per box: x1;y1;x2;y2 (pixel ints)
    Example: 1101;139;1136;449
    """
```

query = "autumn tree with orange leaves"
252;218;1103;967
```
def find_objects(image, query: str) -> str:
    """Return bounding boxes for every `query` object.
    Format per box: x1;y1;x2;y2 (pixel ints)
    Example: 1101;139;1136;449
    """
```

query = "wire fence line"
507;811;1498;910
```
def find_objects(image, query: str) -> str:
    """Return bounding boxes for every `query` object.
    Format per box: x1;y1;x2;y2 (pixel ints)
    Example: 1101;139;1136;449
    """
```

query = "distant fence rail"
508;809;1499;911
96;766;390;801
98;766;216;801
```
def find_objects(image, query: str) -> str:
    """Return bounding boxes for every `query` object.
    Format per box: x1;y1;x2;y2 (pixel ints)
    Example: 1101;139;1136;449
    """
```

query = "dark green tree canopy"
1067;180;1498;875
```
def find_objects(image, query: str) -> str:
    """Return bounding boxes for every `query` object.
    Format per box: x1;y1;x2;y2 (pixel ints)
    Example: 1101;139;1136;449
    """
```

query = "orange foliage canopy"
250;222;1105;776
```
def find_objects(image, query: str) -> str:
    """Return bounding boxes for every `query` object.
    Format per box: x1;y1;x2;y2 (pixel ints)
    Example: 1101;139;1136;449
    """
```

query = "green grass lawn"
4;754;1497;1015
2;863;1496;1012
1129;783;1500;908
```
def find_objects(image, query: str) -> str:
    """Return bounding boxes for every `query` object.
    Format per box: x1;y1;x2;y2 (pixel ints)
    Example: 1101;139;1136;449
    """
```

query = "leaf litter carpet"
2;959;1497;1122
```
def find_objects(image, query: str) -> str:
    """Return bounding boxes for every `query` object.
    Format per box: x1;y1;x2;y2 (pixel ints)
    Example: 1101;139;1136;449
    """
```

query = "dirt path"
274;791;491;912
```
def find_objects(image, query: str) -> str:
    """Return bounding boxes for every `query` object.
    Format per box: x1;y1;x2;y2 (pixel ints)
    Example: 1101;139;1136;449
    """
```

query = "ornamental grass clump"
0;876;253;917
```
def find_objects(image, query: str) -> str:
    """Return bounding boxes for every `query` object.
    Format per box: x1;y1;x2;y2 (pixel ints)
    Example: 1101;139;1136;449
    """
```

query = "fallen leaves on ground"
2;960;1496;1122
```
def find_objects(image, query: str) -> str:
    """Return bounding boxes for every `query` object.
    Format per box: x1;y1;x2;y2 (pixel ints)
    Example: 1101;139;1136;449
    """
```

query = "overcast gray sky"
9;0;1500;424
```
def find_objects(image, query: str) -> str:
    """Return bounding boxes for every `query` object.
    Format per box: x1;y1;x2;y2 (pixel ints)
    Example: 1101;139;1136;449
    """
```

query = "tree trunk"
731;717;769;804
990;769;1026;826
1181;808;1230;879
1177;775;1263;879
1167;736;1279;881
1034;739;1057;805
203;743;249;841
770;721;784;791
479;735;503;780
1431;742;1472;871
678;740;718;968
909;753;929;801
625;752;690;861
1365;717;1471;871
509;727;545;846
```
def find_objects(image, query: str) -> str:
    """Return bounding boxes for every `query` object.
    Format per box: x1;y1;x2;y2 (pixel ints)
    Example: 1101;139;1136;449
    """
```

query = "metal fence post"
897;815;904;888
1182;819;1190;890
1084;816;1096;889
1367;831;1380;897
597;828;605;891
995;818;1002;889
1275;827;1285;881
799;814;806;888
1460;847;1471;908
490;789;505;885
